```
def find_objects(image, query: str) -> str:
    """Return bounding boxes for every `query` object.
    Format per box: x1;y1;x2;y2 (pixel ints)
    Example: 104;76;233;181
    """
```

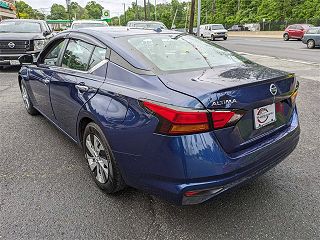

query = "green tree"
49;4;68;20
16;1;45;20
70;2;89;20
85;1;103;19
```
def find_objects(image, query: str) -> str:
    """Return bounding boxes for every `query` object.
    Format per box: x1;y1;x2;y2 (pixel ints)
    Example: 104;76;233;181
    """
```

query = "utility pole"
171;8;178;29
184;3;189;32
148;0;151;20
144;0;147;20
66;0;72;27
188;0;195;34
155;0;157;21
237;0;240;11
196;0;201;36
123;3;126;23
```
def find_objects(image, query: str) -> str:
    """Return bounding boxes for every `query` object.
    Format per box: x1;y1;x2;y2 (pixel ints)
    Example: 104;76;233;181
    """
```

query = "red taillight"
143;101;244;135
212;111;235;129
143;101;210;135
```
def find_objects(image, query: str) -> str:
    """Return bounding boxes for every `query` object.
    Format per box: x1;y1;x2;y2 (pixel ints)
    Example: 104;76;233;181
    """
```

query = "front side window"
0;21;41;33
43;40;66;66
127;34;242;72
62;40;94;71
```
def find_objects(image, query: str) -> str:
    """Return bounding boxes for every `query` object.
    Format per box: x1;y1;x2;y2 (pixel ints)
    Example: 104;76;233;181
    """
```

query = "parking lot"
1;37;320;239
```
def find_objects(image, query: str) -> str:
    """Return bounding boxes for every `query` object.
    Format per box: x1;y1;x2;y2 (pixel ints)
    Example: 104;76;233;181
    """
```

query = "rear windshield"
0;21;41;33
127;34;242;72
131;23;167;29
72;23;106;29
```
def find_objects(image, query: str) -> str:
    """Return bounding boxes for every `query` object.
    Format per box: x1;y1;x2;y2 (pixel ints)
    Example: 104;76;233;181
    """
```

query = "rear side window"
62;39;94;71
288;25;296;30
43;40;66;66
307;28;319;34
88;47;107;69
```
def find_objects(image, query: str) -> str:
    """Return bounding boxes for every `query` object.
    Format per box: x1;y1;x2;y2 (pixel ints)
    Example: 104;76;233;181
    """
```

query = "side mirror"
18;54;35;65
43;30;51;36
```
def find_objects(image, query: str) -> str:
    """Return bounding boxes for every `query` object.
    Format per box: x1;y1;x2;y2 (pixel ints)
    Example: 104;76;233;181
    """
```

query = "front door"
49;39;108;140
27;39;67;119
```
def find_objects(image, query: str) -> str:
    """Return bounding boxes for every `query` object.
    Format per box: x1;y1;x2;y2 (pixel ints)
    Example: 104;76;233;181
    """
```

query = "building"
0;0;16;20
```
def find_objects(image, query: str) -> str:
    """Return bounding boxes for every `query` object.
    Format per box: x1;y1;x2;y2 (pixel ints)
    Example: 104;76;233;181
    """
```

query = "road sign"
102;9;110;19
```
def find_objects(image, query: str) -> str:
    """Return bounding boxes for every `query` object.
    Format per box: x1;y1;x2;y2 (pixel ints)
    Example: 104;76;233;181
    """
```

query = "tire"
223;37;227;40
201;34;204;38
20;80;39;115
211;35;215;41
307;39;315;49
283;33;289;41
83;122;126;193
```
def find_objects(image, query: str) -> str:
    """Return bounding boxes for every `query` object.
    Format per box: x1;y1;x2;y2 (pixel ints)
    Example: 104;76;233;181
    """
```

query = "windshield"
0;21;42;33
127;34;242;72
211;25;225;30
72;23;106;29
132;23;167;29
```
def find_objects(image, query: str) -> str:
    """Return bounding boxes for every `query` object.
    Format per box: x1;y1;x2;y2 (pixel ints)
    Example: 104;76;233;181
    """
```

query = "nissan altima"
18;27;300;205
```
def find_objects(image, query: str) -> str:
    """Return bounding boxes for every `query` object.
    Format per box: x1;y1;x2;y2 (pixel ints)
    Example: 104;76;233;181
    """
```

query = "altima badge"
270;84;277;96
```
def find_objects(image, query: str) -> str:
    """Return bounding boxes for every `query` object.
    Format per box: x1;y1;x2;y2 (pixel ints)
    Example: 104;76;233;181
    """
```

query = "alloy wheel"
307;40;315;49
85;134;110;184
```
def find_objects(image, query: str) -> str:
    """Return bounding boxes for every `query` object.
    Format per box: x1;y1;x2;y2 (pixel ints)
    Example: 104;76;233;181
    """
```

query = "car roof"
72;20;105;24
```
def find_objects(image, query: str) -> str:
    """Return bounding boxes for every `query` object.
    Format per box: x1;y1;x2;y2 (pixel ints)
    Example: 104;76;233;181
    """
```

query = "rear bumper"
121;107;300;205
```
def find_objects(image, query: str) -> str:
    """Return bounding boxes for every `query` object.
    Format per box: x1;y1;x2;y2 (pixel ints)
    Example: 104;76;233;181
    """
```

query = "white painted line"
236;51;320;66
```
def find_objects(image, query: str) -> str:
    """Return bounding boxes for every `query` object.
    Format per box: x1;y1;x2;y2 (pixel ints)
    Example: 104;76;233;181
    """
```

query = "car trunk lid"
158;63;298;153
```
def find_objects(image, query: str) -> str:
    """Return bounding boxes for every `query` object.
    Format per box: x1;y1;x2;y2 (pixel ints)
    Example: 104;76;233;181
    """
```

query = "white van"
200;24;228;40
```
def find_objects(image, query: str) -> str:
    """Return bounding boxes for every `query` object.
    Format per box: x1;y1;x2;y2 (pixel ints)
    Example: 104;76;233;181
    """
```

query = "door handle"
43;78;50;84
75;84;89;93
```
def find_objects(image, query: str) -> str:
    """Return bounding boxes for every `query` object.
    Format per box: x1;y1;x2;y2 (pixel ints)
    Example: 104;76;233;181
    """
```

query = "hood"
158;62;291;108
0;32;44;40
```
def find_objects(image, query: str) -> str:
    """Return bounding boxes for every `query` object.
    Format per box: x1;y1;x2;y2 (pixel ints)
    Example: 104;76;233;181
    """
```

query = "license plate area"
10;60;20;65
254;103;276;129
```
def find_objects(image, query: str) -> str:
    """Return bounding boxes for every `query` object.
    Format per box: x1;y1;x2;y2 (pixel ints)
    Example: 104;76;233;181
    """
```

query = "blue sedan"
18;27;300;205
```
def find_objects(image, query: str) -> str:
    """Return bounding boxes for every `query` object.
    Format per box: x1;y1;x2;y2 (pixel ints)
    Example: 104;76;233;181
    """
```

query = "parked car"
0;19;53;69
71;20;108;29
228;25;247;31
302;27;320;49
127;21;167;29
283;24;313;41
18;28;300;205
200;24;228;40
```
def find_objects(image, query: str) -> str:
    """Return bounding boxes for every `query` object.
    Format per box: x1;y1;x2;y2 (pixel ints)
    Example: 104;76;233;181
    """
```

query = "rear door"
295;25;305;39
49;36;109;139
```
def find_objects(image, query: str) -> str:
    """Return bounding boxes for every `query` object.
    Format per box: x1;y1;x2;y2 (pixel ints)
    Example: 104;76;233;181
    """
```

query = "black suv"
0;19;53;69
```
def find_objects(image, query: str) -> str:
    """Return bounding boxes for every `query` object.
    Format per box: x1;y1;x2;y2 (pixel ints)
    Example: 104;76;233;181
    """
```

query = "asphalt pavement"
1;38;320;240
216;37;320;64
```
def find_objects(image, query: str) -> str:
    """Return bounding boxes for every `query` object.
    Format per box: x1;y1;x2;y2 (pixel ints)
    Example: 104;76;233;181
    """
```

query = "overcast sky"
24;0;186;17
